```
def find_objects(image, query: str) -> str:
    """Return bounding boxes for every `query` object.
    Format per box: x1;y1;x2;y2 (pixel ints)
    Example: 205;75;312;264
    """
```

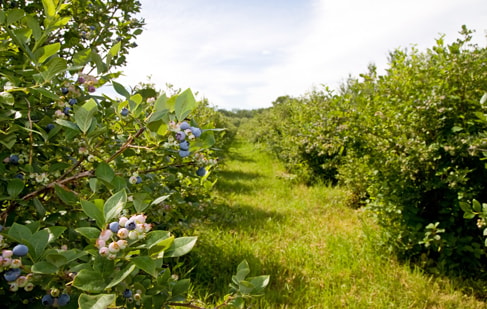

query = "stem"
106;127;146;163
25;98;34;165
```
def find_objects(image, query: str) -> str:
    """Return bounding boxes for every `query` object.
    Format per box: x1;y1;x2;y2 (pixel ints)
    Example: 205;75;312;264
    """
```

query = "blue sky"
115;0;487;110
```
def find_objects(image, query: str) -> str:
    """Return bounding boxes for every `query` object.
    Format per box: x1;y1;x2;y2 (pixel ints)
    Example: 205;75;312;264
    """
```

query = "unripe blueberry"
24;282;34;292
123;289;133;298
179;150;190;158
196;167;207;177
42;294;54;306
12;244;29;256
9;154;19;164
4;268;21;282
179;141;189;151
68;98;78;105
121;108;129;116
58;293;71;306
190;127;202;137
61;87;69;95
180;121;190;130
50;287;60;297
109;222;120;233
117;228;129;239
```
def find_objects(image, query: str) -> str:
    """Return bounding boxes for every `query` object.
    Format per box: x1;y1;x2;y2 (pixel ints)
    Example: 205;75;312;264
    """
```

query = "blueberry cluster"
96;214;152;259
0;244;35;292
123;288;143;305
56;74;98;118
42;290;71;307
172;121;202;158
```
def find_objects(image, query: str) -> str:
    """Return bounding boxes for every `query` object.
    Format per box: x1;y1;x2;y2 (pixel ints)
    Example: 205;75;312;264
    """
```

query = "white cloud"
117;0;487;110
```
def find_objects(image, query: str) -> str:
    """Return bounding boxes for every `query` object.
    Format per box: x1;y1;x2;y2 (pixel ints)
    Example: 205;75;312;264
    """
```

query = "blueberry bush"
252;27;487;277
0;1;267;307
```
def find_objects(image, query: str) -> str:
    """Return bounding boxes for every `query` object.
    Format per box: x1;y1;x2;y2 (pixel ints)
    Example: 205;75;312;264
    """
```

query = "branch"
106;127;146;162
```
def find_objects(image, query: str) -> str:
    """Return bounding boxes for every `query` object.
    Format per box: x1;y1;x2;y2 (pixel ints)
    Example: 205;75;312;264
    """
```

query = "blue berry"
180;121;190;130
12;244;29;256
4;268;21;282
126;221;136;231
179;150;190;158
45;123;55;132
196;167;207;177
9;154;19;164
63;107;71;116
190;127;202;138
176;131;186;141
109;222;120;233
61;87;69;95
89;25;96;31
179;141;189;151
123;288;133;298
68;98;78;105
135;176;142;184
42;294;54;306
121;108;129;116
57;293;71;306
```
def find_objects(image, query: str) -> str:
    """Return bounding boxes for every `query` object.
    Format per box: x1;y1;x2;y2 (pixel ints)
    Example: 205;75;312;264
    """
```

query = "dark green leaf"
104;189;127;223
95;162;115;183
31;261;58;274
165;236;197;258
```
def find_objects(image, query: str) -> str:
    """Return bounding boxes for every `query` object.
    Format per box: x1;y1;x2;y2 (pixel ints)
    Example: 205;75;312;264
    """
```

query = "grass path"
185;135;486;308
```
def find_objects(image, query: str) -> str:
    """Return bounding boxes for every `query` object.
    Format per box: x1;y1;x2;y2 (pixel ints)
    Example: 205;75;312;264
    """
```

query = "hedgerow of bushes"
252;26;487;277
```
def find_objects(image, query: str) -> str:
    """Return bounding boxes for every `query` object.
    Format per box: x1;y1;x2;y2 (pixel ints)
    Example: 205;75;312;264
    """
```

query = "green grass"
179;135;487;308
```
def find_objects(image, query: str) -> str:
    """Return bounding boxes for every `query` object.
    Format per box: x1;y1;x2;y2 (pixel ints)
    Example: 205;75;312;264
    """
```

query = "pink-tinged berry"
95;238;106;249
119;216;128;227
10;259;22;268
88;85;96;92
99;247;109;257
99;229;113;241
16;276;28;288
133;214;146;224
117;228;129;239
2;250;13;258
108;241;120;253
116;239;128;250
2;257;12;267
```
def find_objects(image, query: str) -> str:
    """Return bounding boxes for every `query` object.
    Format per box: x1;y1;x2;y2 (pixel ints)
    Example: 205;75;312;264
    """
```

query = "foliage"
0;1;267;307
252;26;487;276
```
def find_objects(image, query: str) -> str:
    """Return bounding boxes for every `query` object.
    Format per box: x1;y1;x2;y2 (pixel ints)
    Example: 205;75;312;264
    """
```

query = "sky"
114;0;487;110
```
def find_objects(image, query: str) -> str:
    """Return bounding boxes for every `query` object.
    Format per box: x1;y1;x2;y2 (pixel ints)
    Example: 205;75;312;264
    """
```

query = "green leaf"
175;89;197;122
6;9;24;25
150;194;171;207
0;91;15;106
46;226;67;243
73;269;107;293
249;275;270;293
133;193;150;213
31;87;60;101
34;42;60;64
234;260;250;282
78;294;116;309
73;48;92;67
45;253;68;268
31;229;49;259
148;236;174;259
24;15;42;41
132;256;157;277
55;119;80;131
473;199;482;213
112;81;130;98
105;264;136;289
171;279;190;298
80;200;104;228
41;0;56;18
31;261;58;274
154;93;168;112
75;227;101;240
7;178;24;197
95;162;115;183
7;223;33;244
75;99;98;134
41;57;67;82
106;42;121;67
165;236;197;258
104;189;127;223
54;185;78;205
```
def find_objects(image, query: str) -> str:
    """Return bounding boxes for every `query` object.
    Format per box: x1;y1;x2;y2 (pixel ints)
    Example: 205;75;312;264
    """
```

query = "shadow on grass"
214;170;264;194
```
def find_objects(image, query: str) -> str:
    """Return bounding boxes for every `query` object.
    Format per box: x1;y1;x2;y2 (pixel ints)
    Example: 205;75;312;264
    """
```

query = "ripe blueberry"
121;108;129;116
42;294;54;306
3;268;21;282
109;222;120;233
63;107;71;115
180;121;190;130
123;288;133;298
12;244;29;256
9;154;19;164
61;87;69;95
196;167;207;177
179;141;189;151
176;131;186;141
126;221;136;231
45;123;55;132
68;98;77;105
179;150;190;158
190;127;202;138
57;293;71;306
